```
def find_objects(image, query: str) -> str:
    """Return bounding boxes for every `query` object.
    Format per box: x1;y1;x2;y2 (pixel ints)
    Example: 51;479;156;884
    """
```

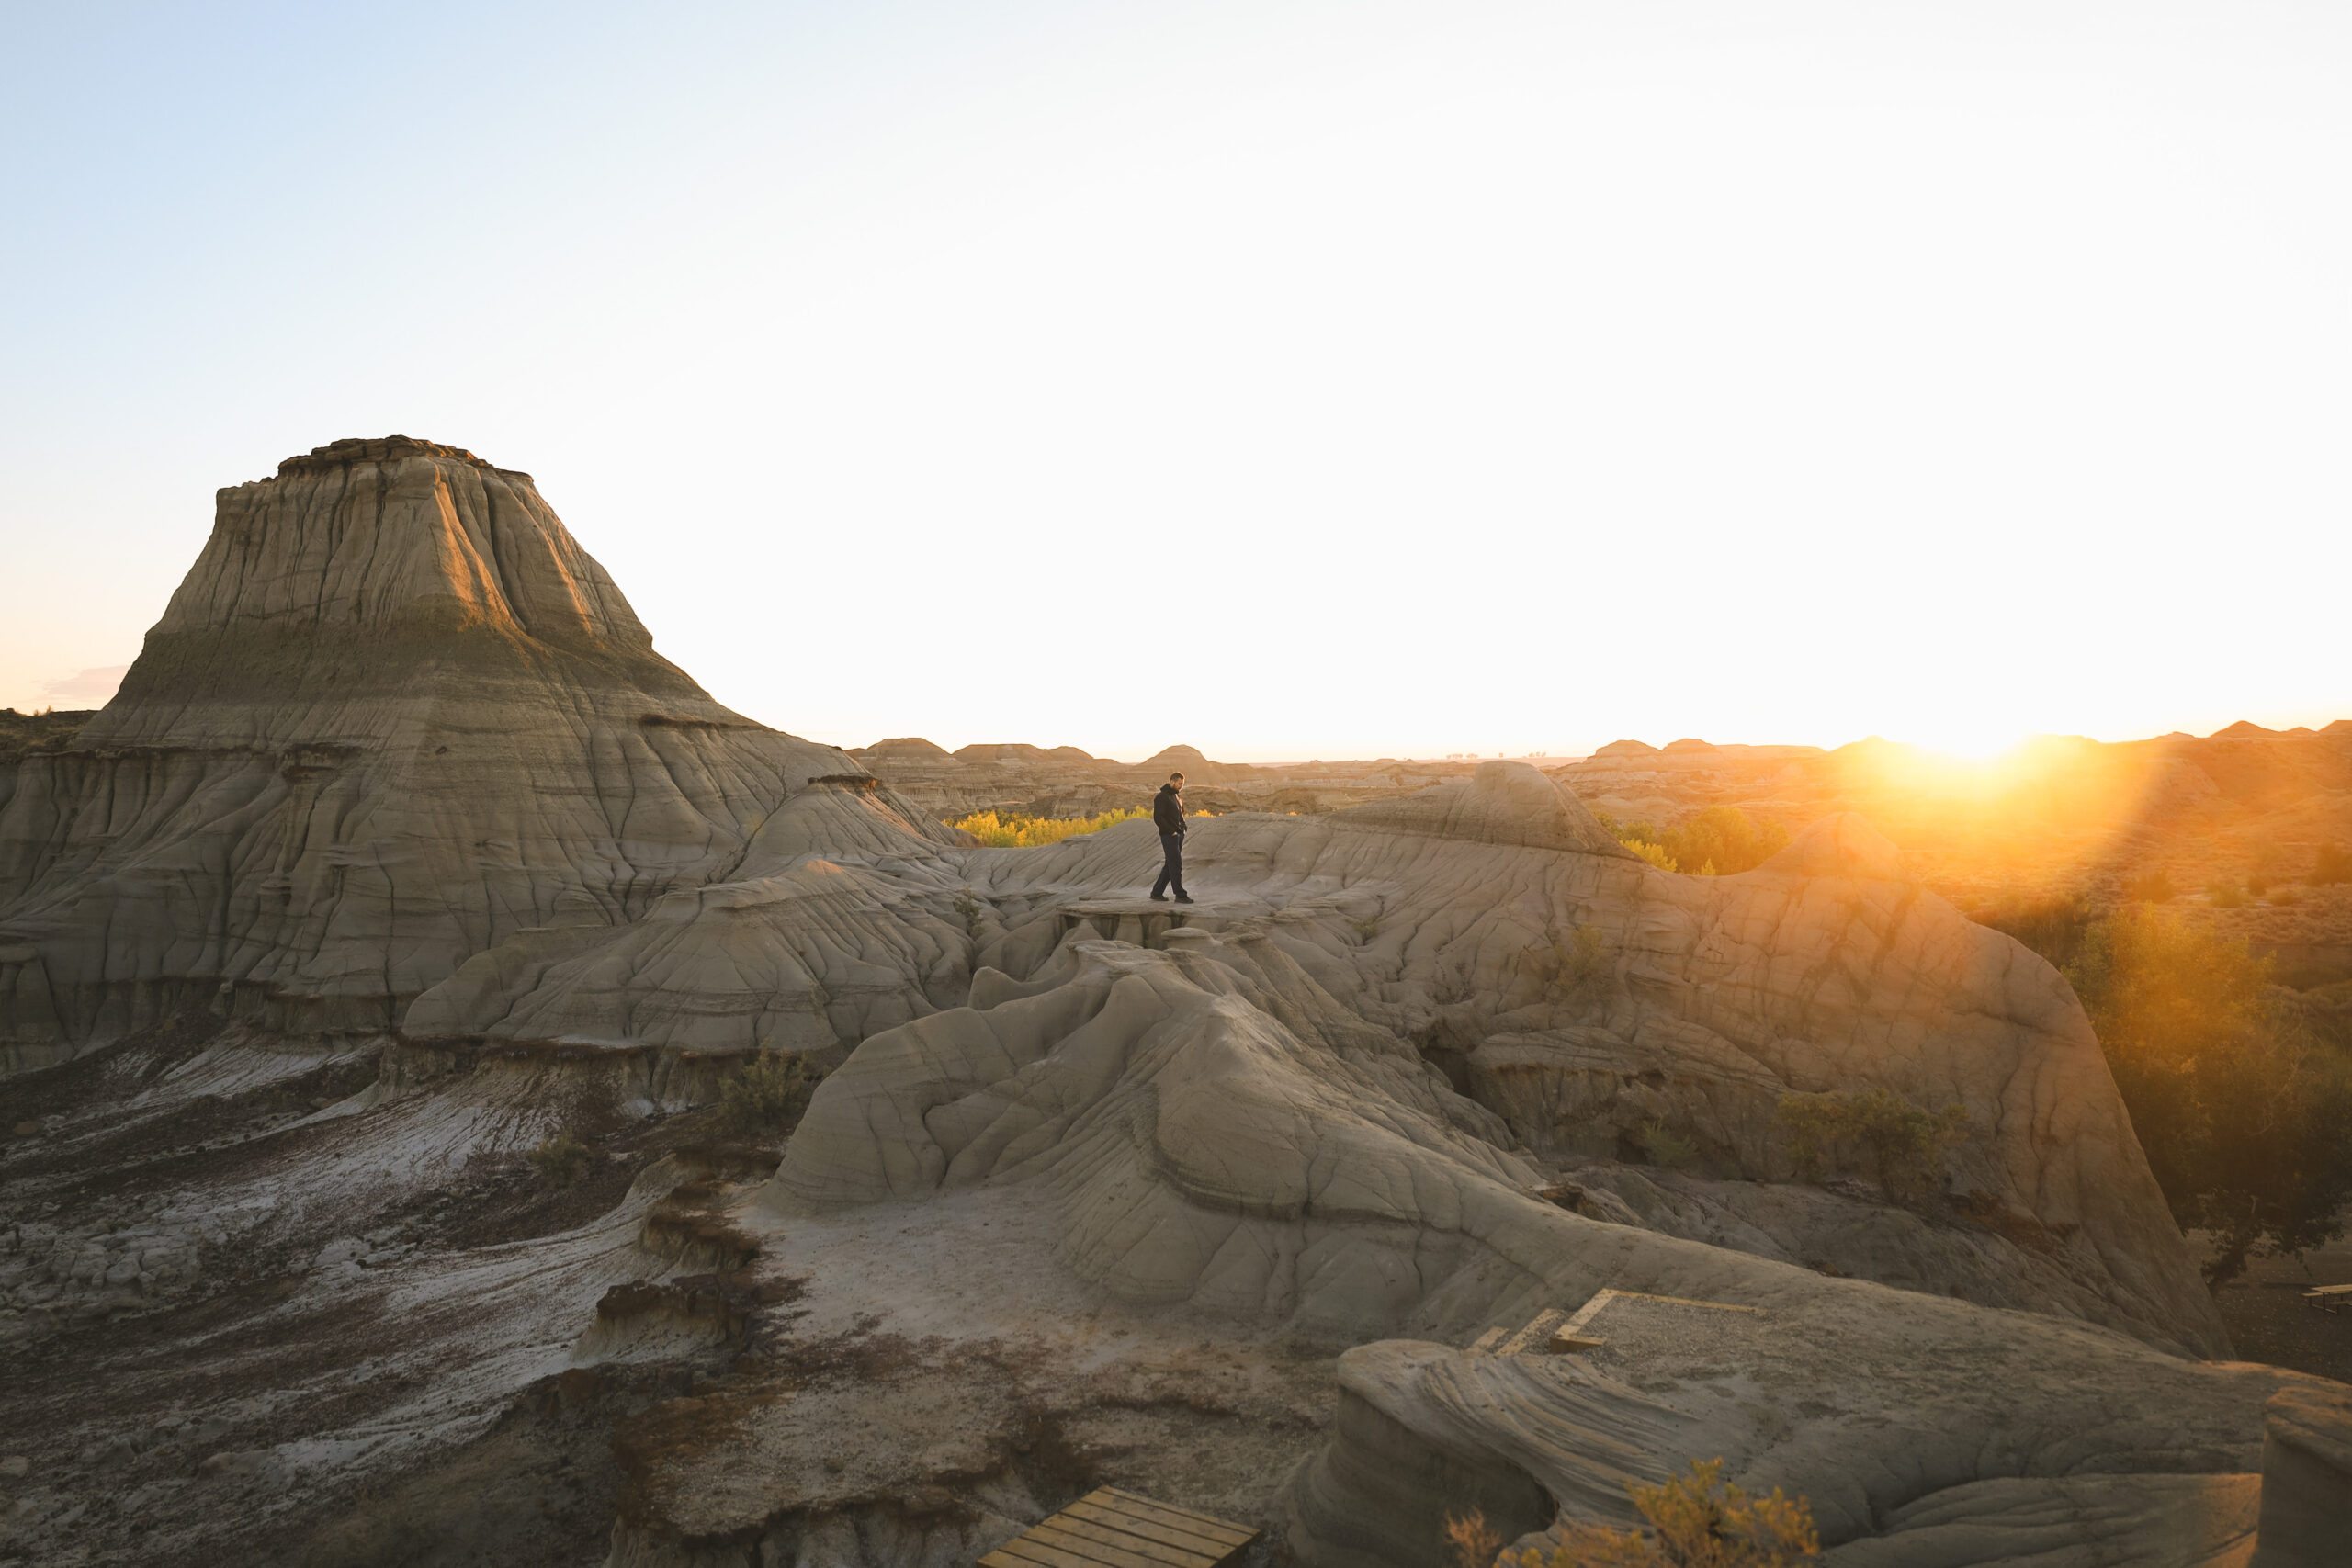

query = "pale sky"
3;2;2346;763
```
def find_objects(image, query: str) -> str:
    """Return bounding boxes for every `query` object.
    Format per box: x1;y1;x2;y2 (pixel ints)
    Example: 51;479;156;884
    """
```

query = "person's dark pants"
1151;832;1188;898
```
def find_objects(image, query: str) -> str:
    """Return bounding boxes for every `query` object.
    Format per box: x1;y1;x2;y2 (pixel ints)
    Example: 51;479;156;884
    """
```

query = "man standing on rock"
1149;773;1193;903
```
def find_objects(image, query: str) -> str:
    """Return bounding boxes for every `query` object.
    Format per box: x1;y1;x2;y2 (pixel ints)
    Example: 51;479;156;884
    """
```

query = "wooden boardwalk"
978;1486;1260;1568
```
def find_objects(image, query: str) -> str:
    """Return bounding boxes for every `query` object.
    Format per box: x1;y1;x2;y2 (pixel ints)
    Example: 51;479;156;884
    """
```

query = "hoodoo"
0;437;942;1066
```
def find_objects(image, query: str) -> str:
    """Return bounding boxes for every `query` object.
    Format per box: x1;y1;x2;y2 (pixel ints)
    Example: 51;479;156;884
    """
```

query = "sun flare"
1899;722;2032;764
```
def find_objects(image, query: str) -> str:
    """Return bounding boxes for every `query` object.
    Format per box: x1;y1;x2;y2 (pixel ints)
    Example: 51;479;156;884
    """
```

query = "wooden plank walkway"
979;1487;1260;1568
1469;1289;1769;1358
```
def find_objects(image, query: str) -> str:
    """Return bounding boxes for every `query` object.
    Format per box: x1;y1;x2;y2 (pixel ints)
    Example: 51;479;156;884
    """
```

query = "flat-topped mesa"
87;434;705;748
272;434;520;478
272;434;522;479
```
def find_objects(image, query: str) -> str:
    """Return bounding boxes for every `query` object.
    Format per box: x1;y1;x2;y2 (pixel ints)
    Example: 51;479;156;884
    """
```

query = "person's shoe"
1148;894;1169;902
1174;894;1195;904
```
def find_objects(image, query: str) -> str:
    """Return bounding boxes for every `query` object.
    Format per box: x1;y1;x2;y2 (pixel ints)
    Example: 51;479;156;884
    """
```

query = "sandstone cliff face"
0;437;945;1068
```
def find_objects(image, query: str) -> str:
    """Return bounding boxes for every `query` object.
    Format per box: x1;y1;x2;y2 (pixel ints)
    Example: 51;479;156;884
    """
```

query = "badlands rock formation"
0;436;950;1071
1;440;2345;1568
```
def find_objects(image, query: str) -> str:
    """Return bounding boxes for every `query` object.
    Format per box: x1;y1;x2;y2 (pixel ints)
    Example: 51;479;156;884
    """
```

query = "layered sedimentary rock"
0;436;945;1069
7;442;2339;1568
818;780;2211;1354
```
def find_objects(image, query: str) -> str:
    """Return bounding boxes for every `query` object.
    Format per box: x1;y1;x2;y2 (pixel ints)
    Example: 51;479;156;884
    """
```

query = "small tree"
1598;809;1786;876
1657;809;1791;877
1497;1459;1819;1567
2310;844;2352;886
1776;1089;1971;1203
1623;840;1678;873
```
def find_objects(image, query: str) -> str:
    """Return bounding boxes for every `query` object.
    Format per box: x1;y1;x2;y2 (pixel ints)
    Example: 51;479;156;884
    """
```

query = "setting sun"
1898;722;2034;765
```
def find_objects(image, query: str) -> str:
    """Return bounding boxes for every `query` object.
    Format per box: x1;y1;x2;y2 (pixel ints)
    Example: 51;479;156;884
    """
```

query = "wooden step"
978;1487;1261;1568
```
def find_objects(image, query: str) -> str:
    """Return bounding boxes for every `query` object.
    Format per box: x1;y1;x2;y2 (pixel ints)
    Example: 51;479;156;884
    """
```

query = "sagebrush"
526;1128;594;1189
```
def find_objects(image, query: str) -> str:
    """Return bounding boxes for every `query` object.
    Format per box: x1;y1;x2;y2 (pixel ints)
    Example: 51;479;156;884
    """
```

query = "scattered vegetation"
2060;908;2352;1286
2311;843;2352;886
719;1052;821;1138
1558;922;1612;1008
526;1128;595;1189
1637;1118;1701;1171
1976;892;2096;974
1454;1459;1820;1568
1598;808;1789;877
2203;879;2249;908
1353;915;1383;941
949;807;1148;847
952;886;985;938
1776;1089;1971;1203
2121;867;2177;904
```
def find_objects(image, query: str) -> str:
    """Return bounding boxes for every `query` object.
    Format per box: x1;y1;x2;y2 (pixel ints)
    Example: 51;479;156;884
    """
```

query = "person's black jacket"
1153;784;1185;835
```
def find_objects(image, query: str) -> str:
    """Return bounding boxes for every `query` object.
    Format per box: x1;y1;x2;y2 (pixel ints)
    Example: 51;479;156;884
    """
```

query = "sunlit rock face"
0;437;946;1066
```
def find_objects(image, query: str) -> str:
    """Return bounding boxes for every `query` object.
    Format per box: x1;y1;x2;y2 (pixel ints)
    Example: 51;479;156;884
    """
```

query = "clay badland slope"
0;442;2345;1568
0;436;949;1070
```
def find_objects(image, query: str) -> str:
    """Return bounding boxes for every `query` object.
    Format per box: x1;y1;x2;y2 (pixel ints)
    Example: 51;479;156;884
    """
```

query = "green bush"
2205;880;2249;909
526;1129;594;1189
2310;843;2352;886
1776;1089;1970;1202
2122;867;2177;904
720;1052;821;1137
952;887;984;938
1638;1118;1701;1170
2063;908;2352;1284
